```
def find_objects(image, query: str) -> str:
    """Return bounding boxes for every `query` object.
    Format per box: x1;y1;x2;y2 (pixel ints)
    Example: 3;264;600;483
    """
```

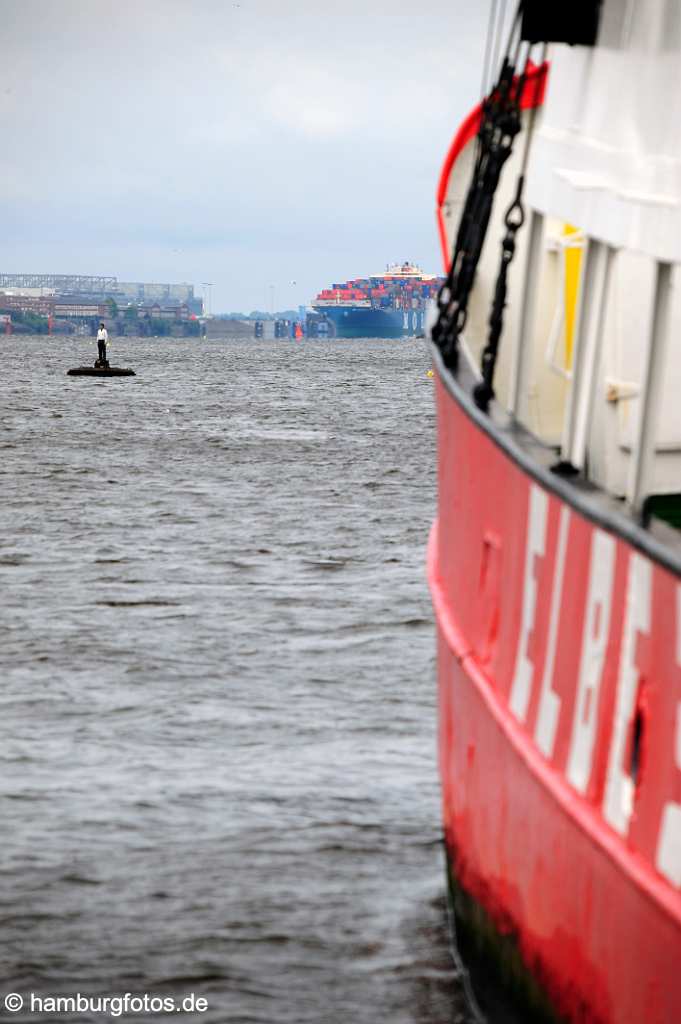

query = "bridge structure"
0;274;118;293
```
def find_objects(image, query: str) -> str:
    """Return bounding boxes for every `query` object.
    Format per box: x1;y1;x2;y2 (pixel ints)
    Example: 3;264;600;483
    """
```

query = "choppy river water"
1;334;482;1024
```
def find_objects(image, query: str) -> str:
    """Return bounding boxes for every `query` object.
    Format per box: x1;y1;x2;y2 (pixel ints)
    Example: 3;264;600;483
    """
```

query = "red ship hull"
428;357;681;1022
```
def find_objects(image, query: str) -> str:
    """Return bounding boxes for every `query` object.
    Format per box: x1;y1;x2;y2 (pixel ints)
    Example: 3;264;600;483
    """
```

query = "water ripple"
0;335;476;1024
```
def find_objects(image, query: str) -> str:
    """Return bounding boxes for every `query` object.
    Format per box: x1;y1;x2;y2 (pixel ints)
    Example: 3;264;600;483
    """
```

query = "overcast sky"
0;1;492;313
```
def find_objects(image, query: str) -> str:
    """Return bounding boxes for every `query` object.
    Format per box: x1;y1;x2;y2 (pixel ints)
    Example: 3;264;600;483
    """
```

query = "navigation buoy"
426;369;434;378
67;366;136;377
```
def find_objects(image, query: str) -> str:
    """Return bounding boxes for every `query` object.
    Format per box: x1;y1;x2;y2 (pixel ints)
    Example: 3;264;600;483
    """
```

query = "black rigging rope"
479;0;500;103
432;3;540;401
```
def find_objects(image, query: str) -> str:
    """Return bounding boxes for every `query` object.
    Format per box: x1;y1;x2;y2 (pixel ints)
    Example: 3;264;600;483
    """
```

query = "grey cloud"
0;2;490;310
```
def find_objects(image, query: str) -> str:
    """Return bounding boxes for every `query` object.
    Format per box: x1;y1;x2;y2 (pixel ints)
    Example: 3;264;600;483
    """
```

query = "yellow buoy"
426;369;434;378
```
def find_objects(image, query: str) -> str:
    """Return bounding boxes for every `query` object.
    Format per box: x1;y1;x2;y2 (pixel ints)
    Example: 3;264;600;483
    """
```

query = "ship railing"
508;209;679;521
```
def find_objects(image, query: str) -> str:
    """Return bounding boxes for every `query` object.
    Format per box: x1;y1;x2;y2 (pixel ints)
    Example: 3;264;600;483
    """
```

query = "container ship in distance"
311;262;442;338
429;2;681;1022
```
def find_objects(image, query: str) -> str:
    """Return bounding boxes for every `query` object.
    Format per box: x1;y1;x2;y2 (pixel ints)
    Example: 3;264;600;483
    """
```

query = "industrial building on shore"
0;273;203;335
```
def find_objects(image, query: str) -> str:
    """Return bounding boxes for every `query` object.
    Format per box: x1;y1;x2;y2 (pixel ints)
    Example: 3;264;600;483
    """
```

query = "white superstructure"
439;0;681;514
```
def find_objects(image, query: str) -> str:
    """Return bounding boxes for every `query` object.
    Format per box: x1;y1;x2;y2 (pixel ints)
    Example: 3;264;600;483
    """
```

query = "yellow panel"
563;223;582;368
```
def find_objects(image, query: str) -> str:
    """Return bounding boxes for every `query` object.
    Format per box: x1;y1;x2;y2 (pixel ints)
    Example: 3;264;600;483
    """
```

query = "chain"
472;42;543;410
473;172;526;410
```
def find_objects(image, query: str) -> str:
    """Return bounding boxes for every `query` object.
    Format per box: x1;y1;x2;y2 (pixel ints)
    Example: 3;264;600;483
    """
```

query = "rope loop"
504;198;525;231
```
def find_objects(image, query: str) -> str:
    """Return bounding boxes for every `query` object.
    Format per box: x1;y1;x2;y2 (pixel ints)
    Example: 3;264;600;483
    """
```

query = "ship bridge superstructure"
374;262;437;282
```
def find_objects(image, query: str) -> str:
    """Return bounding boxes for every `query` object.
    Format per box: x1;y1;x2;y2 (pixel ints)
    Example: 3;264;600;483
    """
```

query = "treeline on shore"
220;309;299;321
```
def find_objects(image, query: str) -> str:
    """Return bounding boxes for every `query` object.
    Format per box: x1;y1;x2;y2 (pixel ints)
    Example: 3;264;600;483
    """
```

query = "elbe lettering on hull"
509;483;681;885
